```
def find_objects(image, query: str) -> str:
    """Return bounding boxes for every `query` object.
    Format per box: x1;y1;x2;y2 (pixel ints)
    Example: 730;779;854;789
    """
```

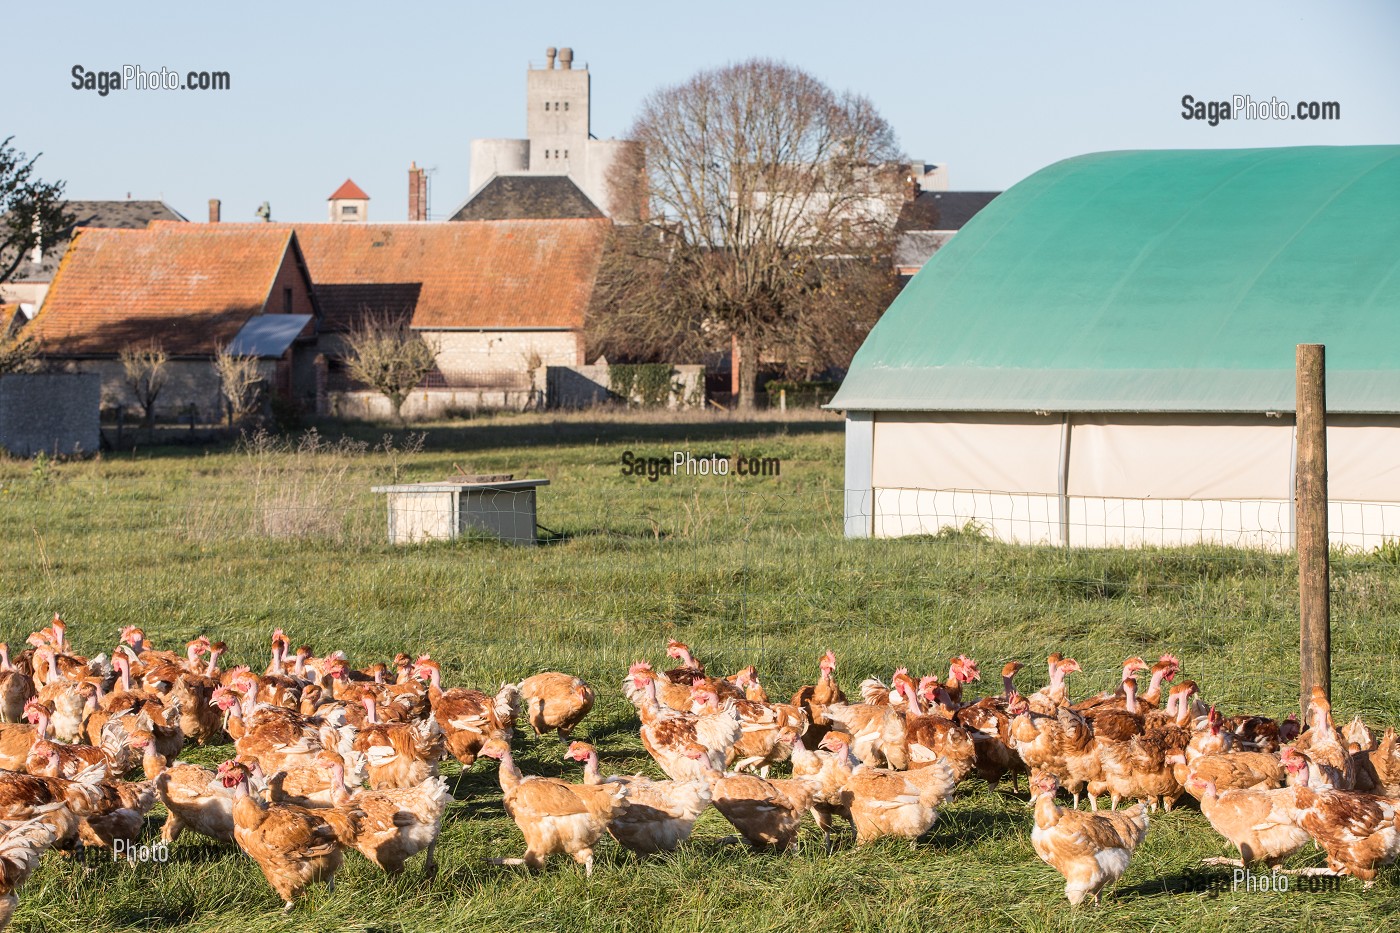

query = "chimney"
545;46;557;69
208;198;221;223
408;162;428;222
559;47;573;70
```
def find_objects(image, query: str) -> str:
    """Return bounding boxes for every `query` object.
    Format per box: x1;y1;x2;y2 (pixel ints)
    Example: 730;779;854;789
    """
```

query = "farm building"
831;145;1400;551
27;224;318;419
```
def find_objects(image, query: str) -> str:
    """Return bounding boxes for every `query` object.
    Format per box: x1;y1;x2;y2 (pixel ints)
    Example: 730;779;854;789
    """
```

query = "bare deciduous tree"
119;341;169;428
343;314;437;425
0;136;73;286
593;59;904;407
213;346;264;425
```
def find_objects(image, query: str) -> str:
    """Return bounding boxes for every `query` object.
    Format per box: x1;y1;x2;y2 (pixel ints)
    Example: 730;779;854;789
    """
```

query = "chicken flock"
0;620;1396;921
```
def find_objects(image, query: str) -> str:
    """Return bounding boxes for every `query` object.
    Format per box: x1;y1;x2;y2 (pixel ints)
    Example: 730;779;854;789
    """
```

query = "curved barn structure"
831;145;1400;549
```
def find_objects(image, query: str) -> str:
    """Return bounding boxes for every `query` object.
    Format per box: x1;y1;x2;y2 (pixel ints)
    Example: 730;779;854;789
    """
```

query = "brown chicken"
819;732;955;846
219;760;364;910
628;669;741;781
155;761;243;845
789;733;854;845
0;817;58;932
625;661;694;712
1027;658;1081;715
1289;687;1357;790
955;694;1026;791
323;755;451;877
687;744;817;851
517;672;595;741
1294;782;1400;884
567;741;711;854
414;657;518;766
1031;772;1149;905
0;646;34;724
77;777;157;852
1189;773;1310;870
1180;752;1285;798
351;695;443;789
790;651;847;750
481;736;626;875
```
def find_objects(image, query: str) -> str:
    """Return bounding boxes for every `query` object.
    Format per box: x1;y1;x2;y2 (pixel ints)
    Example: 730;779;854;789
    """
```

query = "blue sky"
6;0;1397;223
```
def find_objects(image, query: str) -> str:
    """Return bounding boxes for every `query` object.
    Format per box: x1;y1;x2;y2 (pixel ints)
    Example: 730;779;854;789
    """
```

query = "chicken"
0;646;34;724
224;690;339;775
1071;657;1150;715
822;677;909;771
219;760;364;910
790;650;847;749
940;655;981;706
625;661;693;712
0;766;104;827
686;744;817;851
567;741;711;854
0;818;58;932
661;640;707;687
1027;658;1081;715
77;777;157;852
904;679;977;782
267;753;369;809
322;755;450;877
1097;723;1190;811
167;669;225;746
518;672;594;741
1031;771;1148;905
413;657;518;766
1294;783;1400;885
1359;727;1400;796
1289;687;1357;790
351;695;444;789
480;736;626;875
955;693;1026;791
818;732;955;846
1188;773;1310;870
1180;752;1285;798
789;733;853;845
694;681;803;777
1009;706;1103;809
0;719;38;773
629;668;740;781
155;762;243;845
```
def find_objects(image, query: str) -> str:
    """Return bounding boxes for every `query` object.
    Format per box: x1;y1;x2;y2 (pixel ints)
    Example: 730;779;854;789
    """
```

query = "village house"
26;223;317;419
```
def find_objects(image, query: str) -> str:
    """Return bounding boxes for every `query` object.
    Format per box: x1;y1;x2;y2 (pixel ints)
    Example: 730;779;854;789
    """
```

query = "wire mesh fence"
4;424;1400;726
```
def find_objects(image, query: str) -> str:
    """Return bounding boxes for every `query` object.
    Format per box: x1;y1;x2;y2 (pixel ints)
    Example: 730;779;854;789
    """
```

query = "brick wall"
0;373;100;456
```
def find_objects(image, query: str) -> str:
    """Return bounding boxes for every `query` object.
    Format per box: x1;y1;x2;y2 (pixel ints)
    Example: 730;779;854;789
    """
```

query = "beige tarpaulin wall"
1066;415;1291;499
863;412;1400;550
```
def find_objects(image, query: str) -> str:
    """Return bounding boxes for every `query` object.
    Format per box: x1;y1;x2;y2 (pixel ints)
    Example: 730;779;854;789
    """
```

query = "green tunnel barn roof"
830;146;1400;414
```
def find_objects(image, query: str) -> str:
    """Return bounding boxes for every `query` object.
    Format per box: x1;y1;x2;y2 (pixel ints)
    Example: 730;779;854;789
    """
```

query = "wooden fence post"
1296;343;1330;718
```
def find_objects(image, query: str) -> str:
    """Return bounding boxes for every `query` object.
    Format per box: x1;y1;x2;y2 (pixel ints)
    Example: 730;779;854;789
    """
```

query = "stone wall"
0;372;100;456
59;358;279;423
546;364;705;409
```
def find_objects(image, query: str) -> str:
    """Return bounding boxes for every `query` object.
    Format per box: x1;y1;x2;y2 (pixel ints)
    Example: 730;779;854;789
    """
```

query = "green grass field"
2;411;1399;932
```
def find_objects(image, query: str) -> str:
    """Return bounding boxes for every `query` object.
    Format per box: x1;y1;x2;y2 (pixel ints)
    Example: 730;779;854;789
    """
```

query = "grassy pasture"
1;411;1399;932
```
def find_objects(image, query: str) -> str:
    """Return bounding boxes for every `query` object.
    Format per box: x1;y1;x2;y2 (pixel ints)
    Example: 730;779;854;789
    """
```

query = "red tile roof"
328;179;370;201
181;220;611;331
29;226;297;357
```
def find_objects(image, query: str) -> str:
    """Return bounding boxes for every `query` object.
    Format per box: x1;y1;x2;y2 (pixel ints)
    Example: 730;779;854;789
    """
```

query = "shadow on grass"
93;415;842;461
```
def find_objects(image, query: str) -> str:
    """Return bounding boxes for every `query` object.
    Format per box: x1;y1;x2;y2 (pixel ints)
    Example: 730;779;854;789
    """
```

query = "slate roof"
183;219;612;332
894;191;1000;233
329;179;370;200
2;200;188;284
28;225;300;357
449;175;604;222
